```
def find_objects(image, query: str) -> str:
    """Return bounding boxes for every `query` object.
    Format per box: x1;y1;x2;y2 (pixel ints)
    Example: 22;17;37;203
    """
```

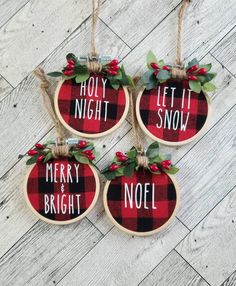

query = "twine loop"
175;0;191;67
137;155;149;168
171;67;187;79
86;60;103;73
51;145;71;158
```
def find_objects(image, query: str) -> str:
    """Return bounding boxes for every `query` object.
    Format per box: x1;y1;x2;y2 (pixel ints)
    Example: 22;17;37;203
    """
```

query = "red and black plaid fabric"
57;74;127;134
139;80;208;142
26;158;97;222
106;170;177;233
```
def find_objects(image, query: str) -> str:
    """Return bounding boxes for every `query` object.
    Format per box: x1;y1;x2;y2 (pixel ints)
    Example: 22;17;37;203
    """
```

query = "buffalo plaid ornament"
55;74;129;138
24;157;99;224
137;79;209;145
104;169;179;236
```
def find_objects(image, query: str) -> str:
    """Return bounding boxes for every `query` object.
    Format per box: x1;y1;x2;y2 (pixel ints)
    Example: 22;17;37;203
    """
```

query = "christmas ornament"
137;0;216;146
48;0;131;138
102;81;179;236
20;69;99;224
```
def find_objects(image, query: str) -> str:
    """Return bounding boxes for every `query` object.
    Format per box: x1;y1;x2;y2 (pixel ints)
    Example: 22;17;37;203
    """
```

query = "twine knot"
137;155;149;168
51;145;71;158
171;67;187;79
86;61;103;73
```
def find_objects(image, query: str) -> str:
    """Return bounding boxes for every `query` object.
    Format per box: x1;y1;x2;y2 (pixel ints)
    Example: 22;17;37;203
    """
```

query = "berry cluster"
109;152;128;171
28;143;46;163
63;59;76;76
77;140;95;161
186;64;207;81
149;160;172;172
102;59;120;76
150;62;171;77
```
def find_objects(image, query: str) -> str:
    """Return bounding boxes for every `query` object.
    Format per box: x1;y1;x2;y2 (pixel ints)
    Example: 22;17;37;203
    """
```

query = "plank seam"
175;250;211;286
209;52;236;78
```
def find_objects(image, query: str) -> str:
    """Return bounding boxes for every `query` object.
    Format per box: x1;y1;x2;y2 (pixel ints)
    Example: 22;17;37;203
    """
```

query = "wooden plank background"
0;0;235;285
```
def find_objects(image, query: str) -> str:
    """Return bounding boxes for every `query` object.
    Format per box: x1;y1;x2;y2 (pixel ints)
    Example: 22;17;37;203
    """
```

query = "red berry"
187;65;198;73
37;155;44;163
63;69;74;76
108;70;118;76
161;160;172;170
153;70;159;77
78;140;87;148
163;65;171;71
27;150;38;156
149;164;159;172
66;63;75;69
118;155;128;162
197;68;207;75
188;75;198;81
150;62;159;69
109;65;120;71
107;59;119;66
35;143;45;149
67;59;75;65
83;149;93;156
109;163;119;172
116;151;124;157
87;154;95;161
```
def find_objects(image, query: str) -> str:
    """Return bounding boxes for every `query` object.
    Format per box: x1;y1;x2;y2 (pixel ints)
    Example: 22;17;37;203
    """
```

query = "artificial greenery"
19;140;96;165
101;142;179;180
141;51;217;93
47;53;133;90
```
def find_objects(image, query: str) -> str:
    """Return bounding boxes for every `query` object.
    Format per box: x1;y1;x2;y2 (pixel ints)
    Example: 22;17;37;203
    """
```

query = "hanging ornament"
48;0;131;138
20;70;99;224
102;81;180;236
137;0;217;146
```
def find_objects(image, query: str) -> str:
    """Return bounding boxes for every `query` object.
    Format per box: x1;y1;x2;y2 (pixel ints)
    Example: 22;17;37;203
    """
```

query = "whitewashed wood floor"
0;0;235;285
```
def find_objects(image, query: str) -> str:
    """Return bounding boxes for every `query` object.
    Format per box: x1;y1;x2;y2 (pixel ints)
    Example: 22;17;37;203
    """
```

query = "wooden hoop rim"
54;79;130;138
136;86;211;146
23;162;100;225
103;173;180;236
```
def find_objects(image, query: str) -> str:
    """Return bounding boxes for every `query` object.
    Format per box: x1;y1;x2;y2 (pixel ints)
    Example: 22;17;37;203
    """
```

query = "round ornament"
104;169;179;236
24;157;99;224
136;79;210;145
55;75;129;138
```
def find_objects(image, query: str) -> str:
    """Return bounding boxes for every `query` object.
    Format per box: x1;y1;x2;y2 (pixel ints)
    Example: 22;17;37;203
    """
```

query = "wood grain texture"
222;271;236;286
0;0;94;86
175;106;236;229
176;187;236;286
0;0;29;28
211;26;236;76
100;0;181;48
0;219;103;286
0;18;130;178
58;219;189;286
0;75;12;101
140;250;209;286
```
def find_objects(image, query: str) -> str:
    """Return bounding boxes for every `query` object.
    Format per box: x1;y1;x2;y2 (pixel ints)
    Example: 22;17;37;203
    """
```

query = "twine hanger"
34;68;71;158
129;77;149;168
86;0;103;73
171;0;191;79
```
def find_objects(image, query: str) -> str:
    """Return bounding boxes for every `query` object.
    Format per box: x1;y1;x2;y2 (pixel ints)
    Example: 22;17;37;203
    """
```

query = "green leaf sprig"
101;142;179;180
47;53;133;90
141;51;217;93
19;140;97;165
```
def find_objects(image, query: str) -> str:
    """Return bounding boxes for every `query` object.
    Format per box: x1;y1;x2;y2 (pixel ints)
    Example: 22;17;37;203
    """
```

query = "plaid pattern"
26;158;96;222
139;80;208;142
57;74;127;134
106;170;177;233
